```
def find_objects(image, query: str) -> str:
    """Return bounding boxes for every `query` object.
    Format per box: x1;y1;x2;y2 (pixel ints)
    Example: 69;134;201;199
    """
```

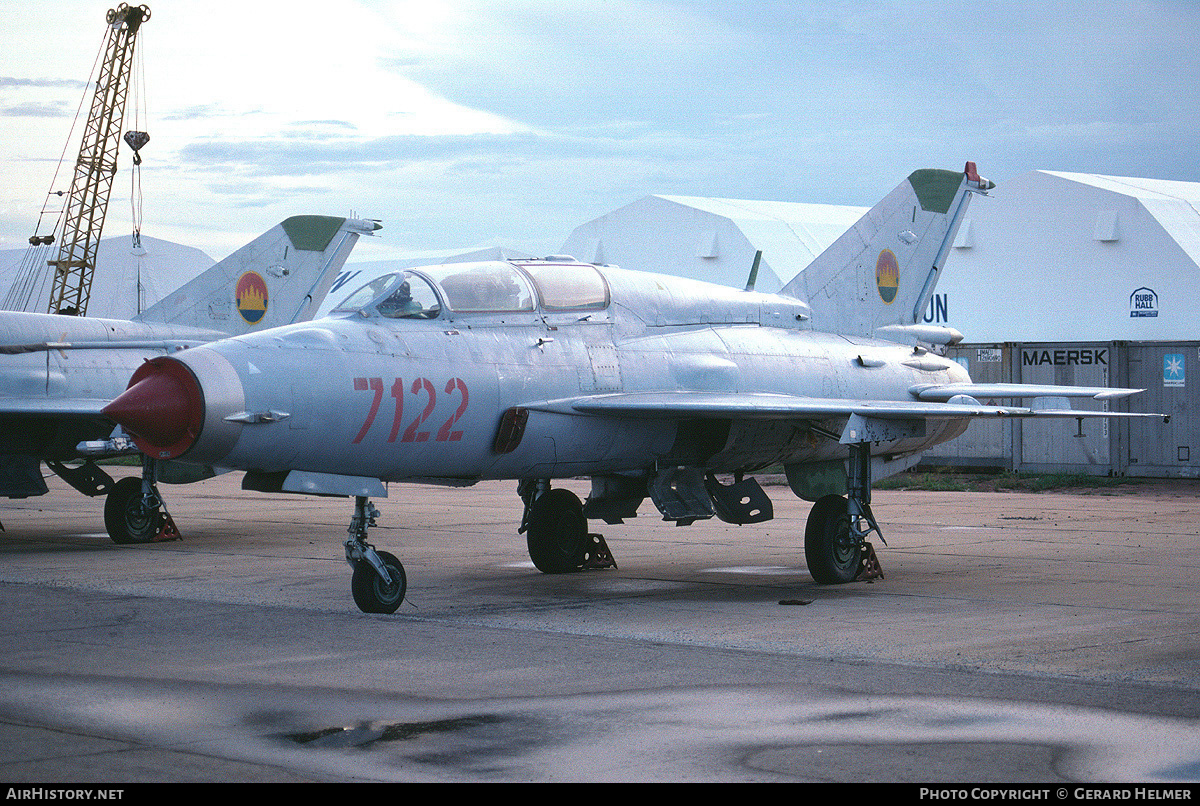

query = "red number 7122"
351;377;469;445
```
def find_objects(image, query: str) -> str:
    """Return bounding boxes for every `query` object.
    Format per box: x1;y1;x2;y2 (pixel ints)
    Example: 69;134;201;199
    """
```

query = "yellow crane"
42;4;151;316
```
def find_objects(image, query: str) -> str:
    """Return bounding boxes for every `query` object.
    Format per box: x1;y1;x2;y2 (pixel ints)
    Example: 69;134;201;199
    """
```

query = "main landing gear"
103;456;180;544
516;463;880;586
803;443;885;584
339;451;883;613
519;480;617;574
345;495;407;614
44;450;178;544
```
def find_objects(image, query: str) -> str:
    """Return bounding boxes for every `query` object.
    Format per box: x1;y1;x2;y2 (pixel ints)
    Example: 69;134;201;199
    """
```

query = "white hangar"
561;170;1200;478
0;235;214;320
938;170;1200;343
562;195;867;294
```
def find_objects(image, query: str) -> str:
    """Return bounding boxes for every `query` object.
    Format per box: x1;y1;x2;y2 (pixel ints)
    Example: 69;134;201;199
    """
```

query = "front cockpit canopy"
420;263;535;313
333;271;441;319
332;260;608;319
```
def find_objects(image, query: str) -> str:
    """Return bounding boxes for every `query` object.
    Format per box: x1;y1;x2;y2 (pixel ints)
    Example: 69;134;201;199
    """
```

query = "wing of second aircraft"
0;398;109;417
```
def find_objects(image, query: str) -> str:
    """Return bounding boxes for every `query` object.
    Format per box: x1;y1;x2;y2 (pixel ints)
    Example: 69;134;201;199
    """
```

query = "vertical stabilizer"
780;163;992;338
135;216;381;334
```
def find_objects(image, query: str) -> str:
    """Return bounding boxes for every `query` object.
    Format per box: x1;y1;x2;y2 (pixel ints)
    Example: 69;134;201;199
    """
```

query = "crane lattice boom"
47;3;150;316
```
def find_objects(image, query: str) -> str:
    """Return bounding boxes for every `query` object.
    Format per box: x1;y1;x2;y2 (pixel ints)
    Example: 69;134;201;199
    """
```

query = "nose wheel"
351;549;407;614
103;457;180;544
344;495;407;614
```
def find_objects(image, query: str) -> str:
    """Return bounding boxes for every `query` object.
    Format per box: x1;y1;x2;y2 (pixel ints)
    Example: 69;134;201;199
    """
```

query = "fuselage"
0;310;225;458
110;259;972;485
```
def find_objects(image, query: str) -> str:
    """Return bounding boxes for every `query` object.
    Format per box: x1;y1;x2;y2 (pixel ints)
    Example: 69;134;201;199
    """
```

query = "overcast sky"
1;0;1196;262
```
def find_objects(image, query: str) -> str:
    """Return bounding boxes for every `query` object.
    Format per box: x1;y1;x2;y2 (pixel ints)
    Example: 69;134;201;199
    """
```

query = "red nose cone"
103;357;204;459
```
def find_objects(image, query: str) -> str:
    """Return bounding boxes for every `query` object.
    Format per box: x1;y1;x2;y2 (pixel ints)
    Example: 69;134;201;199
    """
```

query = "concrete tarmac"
0;470;1197;782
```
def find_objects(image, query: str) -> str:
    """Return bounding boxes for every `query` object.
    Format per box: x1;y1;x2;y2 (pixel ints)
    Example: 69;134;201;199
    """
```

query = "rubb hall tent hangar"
561;170;1198;478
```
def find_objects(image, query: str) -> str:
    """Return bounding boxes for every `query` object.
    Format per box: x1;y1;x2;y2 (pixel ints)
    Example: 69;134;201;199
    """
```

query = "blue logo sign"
1164;354;1185;387
1131;287;1158;318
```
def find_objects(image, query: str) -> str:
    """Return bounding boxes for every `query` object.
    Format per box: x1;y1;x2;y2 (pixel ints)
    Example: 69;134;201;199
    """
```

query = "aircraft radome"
102;164;1166;613
0;216;380;540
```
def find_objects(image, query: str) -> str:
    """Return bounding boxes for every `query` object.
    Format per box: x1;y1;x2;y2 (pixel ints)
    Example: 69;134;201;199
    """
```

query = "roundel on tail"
236;271;269;324
875;249;899;304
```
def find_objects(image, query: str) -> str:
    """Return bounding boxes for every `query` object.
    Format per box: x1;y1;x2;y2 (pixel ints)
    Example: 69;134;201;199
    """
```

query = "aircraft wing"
0;398;110;418
0;397;125;469
525;390;1167;423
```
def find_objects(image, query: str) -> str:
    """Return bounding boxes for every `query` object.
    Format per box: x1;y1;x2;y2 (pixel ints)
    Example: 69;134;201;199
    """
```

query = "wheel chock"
152;512;182;543
856;541;883;581
582;533;617;570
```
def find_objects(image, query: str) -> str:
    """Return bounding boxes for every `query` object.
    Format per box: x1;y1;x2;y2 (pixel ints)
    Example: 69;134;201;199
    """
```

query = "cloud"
1;101;74;118
0;76;88;120
179;132;543;174
1;0;1198;260
0;77;89;89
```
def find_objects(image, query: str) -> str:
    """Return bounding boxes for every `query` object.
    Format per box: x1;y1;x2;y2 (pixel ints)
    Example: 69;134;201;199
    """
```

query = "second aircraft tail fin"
136;215;381;334
780;163;992;340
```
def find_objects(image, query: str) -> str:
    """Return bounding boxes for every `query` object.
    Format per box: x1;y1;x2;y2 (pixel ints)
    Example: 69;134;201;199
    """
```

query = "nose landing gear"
344;495;407;613
103;456;180;544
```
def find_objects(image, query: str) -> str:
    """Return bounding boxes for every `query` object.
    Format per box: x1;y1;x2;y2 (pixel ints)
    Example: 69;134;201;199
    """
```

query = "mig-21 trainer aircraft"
103;164;1166;613
0;215;379;541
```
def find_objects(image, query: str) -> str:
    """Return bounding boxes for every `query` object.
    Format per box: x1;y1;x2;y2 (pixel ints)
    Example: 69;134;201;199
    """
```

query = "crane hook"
124;130;149;165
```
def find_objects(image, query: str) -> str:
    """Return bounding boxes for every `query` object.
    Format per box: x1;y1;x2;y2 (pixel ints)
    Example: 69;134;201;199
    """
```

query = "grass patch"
877;469;1138;493
875;472;973;492
989;472;1136;492
97;456;141;466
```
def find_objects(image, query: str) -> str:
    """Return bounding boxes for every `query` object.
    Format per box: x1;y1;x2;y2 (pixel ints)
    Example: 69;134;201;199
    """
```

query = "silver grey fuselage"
165;261;971;485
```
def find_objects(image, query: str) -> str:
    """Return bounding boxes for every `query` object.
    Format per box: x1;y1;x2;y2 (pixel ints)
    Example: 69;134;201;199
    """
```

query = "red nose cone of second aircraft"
103;357;204;459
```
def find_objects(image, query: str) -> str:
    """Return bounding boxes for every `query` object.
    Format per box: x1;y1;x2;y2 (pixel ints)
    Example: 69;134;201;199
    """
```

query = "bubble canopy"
332;261;609;318
330;271;435;319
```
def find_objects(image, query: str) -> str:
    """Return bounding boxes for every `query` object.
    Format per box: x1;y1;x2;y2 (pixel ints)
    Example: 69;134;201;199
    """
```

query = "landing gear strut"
804;443;884;584
103;455;179;544
345;495;406;613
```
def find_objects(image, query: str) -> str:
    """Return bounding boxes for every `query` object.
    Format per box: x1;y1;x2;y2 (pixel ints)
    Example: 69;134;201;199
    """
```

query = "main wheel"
525;487;588;574
804;494;862;584
351;550;407;614
104;476;163;544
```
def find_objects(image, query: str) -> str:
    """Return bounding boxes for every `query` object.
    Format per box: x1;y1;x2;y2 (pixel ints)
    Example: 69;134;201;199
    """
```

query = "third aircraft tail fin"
780;163;992;341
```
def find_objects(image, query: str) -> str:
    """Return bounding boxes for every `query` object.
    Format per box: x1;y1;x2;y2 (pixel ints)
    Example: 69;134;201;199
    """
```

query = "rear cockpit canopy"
514;259;609;311
332;260;609;319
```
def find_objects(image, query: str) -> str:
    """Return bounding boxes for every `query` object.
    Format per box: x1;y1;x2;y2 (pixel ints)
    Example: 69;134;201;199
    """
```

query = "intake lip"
103;350;246;464
104;357;205;459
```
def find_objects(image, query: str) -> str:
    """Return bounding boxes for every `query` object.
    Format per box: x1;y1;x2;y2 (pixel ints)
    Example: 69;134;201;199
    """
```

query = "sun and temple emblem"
236;271;269;324
875;249;899;304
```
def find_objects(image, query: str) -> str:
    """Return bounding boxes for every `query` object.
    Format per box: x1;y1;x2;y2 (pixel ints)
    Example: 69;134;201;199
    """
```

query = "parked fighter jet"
104;164;1165;613
0;215;379;541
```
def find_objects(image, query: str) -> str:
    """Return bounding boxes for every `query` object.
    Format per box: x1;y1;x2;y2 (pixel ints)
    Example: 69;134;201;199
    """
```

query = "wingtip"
1094;388;1143;400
